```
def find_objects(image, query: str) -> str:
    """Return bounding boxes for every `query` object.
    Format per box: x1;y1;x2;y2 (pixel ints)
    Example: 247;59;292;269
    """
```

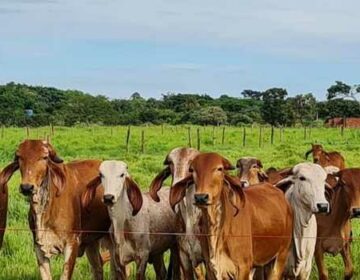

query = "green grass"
0;125;359;279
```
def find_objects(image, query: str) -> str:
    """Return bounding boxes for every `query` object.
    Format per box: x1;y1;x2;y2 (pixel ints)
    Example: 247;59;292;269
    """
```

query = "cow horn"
305;149;312;159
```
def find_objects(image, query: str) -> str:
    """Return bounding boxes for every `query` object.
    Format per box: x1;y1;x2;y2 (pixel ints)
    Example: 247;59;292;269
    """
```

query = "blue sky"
0;0;359;99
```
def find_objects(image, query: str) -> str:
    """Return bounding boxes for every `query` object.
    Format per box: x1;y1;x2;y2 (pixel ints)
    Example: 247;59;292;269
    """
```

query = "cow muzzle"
103;194;115;206
20;184;34;196
240;180;249;188
194;193;209;205
351;208;360;218
316;203;329;213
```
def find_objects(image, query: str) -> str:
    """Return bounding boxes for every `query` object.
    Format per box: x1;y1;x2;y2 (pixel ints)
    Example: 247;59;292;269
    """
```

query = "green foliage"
1;81;360;127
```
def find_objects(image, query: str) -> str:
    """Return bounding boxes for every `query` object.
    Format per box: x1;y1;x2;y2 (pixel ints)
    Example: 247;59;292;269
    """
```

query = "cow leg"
194;264;206;280
135;253;149;280
60;241;79;280
179;243;194;280
268;248;288;280
238;265;251;280
85;240;104;280
35;245;52;280
341;241;354;280
152;254;167;280
314;246;328;280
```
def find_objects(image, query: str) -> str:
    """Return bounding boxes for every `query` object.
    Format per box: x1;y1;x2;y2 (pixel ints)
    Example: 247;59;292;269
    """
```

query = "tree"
241;89;263;100
261;88;288;126
287;93;317;125
327;81;360;101
191;106;227;125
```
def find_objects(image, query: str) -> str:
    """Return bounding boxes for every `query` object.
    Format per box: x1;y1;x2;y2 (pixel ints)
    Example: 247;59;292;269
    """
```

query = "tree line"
0;81;359;127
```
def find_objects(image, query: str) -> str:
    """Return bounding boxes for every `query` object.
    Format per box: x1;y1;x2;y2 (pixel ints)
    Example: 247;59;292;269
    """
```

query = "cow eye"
120;173;125;178
189;167;193;173
43;156;48;160
299;176;306;181
99;173;104;178
217;167;223;171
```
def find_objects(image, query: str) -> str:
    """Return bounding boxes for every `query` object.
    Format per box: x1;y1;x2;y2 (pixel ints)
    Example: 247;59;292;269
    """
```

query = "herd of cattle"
0;140;359;280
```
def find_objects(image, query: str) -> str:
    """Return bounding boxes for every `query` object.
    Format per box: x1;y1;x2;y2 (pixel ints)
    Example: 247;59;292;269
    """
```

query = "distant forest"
0;81;359;127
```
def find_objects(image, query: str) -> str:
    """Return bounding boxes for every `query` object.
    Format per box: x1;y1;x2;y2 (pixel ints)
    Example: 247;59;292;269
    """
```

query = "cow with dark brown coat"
315;168;360;280
169;153;293;280
0;140;111;280
305;144;345;170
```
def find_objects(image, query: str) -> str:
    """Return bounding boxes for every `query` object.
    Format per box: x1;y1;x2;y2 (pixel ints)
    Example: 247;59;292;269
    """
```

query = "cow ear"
169;175;193;211
222;157;235;170
81;175;101;210
46;142;63;164
125;177;143;216
256;160;263;168
48;160;66;196
258;169;268;181
275;177;293;193
0;161;19;193
149;166;171;202
224;174;245;216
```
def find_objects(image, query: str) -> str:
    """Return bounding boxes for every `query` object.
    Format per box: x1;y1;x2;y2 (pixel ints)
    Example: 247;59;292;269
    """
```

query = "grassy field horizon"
0;125;359;279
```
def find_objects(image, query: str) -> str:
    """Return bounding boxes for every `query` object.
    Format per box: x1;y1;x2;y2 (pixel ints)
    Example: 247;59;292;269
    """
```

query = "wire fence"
0;227;357;241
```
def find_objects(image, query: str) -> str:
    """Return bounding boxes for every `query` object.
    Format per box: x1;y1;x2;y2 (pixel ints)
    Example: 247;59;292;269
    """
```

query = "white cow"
276;163;330;280
149;147;205;279
83;160;179;280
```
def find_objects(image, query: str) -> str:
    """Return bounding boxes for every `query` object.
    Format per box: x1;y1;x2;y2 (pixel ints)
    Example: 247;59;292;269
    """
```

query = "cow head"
236;157;268;187
169;153;244;216
305;144;325;164
149;147;199;202
336;169;360;219
0;140;64;200
276;163;330;214
82;161;142;216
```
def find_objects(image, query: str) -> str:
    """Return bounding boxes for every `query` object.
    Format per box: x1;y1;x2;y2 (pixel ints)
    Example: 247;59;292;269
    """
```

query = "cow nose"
240;180;249;188
194;193;209;205
103;194;115;205
352;208;360;218
20;184;34;196
317;203;329;213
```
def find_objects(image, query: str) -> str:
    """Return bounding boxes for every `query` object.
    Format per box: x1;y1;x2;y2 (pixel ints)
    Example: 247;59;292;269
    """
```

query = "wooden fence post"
242;127;246;147
259;126;262;148
26;127;30;138
222;127;225;145
111;127;113;137
141;130;145;153
341;125;344;137
188;127;192;147
212;126;215;146
304;127;307;140
279;127;283;142
50;123;54;136
197;128;200;151
270;126;274;145
1;125;4;139
126;126;131;153
161;124;164;135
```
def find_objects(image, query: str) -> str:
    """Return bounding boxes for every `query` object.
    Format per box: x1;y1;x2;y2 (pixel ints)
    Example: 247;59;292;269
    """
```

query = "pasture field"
0;125;360;279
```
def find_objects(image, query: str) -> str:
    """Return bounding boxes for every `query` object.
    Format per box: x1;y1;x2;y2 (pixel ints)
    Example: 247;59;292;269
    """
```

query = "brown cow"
169;153;293;280
236;157;290;186
236;157;268;187
305;144;345;170
315;168;360;280
0;140;110;280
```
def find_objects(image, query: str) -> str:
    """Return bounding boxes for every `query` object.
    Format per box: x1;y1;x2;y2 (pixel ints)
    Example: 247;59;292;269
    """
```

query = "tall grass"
0;125;359;279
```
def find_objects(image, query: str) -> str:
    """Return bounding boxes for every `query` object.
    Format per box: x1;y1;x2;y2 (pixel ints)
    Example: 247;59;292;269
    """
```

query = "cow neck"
286;186;313;237
110;187;133;240
329;184;351;229
30;167;57;225
201;187;232;278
